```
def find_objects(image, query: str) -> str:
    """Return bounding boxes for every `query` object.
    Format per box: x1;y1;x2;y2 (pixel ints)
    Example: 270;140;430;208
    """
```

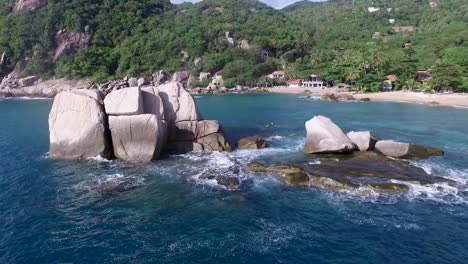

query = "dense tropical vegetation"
0;0;467;91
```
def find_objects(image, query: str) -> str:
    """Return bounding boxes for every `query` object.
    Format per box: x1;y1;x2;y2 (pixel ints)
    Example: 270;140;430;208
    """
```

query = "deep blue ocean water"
1;94;468;264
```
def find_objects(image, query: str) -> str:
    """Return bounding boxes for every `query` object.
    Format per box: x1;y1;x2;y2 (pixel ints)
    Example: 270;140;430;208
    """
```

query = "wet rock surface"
246;152;452;194
237;135;267;149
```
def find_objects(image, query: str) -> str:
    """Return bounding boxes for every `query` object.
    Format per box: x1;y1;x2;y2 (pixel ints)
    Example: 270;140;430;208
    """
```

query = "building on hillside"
416;70;432;83
368;7;380;13
268;71;286;79
389;18;395;24
430;2;438;8
303;75;329;88
393;26;417;35
404;42;412;49
372;32;382;39
287;79;303;88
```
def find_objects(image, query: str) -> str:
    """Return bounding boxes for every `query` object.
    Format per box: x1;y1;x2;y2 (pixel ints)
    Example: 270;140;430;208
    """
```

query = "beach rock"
246;162;309;186
171;71;191;85
199;72;211;82
166;141;204;153
13;0;47;13
158;82;201;125
359;98;371;102
137;77;146;87
336;94;356;101
109;114;165;162
375;140;444;160
49;90;111;160
18;76;38;87
152;70;170;85
346;131;378;151
237;136;267;149
172;120;221;141
304;116;356;154
322;93;338;101
104;87;144;116
197;132;231;152
128;77;138;87
141;87;164;117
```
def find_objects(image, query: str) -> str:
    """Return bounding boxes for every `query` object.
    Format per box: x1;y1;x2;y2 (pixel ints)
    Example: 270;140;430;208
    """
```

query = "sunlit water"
1;94;467;263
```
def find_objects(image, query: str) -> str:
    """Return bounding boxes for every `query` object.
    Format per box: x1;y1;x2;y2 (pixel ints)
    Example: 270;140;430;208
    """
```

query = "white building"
368;7;380;13
302;75;328;88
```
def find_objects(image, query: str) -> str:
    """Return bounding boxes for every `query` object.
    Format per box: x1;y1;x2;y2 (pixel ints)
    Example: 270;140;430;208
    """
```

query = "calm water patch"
1;94;467;263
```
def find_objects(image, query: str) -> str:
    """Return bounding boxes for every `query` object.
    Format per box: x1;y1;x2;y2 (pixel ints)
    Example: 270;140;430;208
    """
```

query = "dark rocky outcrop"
54;29;92;61
246;151;451;194
237;136;267;149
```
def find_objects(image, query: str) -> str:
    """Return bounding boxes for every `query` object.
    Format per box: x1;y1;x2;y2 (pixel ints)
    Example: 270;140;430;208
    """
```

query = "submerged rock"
246;151;451;194
237;135;267;149
49;90;112;160
304;116;356;154
375;140;444;160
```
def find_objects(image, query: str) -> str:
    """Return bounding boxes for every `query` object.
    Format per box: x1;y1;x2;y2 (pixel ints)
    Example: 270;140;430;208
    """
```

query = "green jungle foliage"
0;0;467;91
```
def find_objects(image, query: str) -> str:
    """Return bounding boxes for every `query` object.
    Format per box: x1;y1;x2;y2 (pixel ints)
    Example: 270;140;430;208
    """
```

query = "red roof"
386;75;398;82
272;71;285;75
287;79;303;84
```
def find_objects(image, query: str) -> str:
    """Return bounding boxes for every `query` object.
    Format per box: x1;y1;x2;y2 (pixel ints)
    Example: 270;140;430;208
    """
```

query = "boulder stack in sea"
48;82;231;162
303;115;444;160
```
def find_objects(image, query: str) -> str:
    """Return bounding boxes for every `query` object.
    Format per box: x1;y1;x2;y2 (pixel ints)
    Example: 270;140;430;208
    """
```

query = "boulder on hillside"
13;0;47;13
109;114;166;162
104;87;144;115
304;116;356;154
171;71;191;85
49;90;112;159
18;76;39;87
158;82;202;126
53;30;92;61
346;131;378;151
128;77;138;87
237;136;267;149
375;140;444;160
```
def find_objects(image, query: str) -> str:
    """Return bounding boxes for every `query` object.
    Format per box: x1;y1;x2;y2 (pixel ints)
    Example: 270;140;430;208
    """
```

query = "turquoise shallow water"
1;94;468;263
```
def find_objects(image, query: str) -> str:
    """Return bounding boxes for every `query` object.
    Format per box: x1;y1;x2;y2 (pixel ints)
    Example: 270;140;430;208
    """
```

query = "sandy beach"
269;86;468;108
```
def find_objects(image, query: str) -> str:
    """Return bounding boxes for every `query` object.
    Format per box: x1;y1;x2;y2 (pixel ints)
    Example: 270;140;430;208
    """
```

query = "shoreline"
268;86;468;108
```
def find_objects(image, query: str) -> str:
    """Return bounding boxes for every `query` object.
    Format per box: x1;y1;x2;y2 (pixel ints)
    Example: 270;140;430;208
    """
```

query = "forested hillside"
0;0;467;91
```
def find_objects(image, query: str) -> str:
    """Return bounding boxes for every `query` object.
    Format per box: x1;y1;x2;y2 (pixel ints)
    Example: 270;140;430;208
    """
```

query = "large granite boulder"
13;0;47;13
197;132;231;152
346;131;378;151
158;82;201;125
152;70;170;85
304;116;356;154
237;136;267;149
109;114;165;162
375;140;444;160
141;87;164;118
49;90;111;159
104;87;144;115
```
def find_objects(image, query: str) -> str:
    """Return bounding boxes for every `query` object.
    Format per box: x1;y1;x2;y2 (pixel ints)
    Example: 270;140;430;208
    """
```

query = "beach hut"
287;79;303;88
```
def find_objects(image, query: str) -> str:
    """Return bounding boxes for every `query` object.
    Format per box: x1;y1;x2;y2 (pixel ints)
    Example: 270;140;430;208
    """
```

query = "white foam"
86;155;113;163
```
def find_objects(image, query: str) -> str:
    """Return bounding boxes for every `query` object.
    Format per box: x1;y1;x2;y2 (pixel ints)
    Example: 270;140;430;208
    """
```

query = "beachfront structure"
303;75;329;88
287;79;303;88
416;70;432;83
372;32;381;39
268;71;286;79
